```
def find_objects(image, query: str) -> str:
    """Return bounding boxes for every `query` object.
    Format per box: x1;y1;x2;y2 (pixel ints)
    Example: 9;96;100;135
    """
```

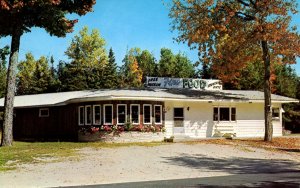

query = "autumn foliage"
169;0;300;141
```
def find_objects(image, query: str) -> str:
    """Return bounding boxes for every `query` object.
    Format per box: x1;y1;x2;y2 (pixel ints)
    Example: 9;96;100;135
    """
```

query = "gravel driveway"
0;143;299;187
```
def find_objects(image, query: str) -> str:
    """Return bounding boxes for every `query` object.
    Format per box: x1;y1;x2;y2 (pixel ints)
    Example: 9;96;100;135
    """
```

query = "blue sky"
1;0;300;75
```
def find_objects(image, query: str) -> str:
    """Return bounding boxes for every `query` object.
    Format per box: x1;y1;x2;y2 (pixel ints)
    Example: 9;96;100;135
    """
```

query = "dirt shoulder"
0;138;299;188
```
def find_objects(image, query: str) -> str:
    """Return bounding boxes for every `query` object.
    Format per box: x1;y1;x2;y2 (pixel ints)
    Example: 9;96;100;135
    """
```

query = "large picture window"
213;107;236;122
143;104;152;124
174;107;184;127
85;105;92;125
130;104;140;124
93;105;101;125
78;106;84;125
154;105;162;124
104;104;113;125
117;104;127;124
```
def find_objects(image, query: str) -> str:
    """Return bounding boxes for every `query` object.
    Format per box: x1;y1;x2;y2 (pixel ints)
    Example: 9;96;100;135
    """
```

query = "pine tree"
102;48;118;88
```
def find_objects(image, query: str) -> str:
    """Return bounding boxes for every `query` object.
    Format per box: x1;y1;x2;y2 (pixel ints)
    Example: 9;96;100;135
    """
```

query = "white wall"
164;101;283;138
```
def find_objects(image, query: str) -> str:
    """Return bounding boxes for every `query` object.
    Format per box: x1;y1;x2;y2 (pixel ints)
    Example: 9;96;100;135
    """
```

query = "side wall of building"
164;101;283;138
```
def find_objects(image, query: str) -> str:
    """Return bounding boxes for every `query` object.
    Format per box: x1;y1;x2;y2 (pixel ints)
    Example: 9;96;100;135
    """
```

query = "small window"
117;104;127;125
143;104;152;124
78;106;84;125
174;107;184;127
104;104;113;125
213;107;218;121
272;108;280;119
93;105;101;125
231;108;236;121
39;108;49;117
154;105;162;124
85;106;92;125
130;104;140;124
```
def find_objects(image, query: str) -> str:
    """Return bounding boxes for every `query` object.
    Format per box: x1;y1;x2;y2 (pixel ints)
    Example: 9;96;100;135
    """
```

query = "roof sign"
145;77;222;90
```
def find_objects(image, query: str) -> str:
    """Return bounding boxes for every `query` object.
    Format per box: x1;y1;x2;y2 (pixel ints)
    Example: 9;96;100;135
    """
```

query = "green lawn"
0;141;165;172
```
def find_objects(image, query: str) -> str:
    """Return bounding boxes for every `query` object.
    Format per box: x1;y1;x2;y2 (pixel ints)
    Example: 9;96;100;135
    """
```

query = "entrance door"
173;107;184;134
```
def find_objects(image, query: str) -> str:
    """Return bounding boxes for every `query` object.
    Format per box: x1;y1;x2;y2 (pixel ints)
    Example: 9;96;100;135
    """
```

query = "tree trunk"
2;29;22;146
261;40;273;142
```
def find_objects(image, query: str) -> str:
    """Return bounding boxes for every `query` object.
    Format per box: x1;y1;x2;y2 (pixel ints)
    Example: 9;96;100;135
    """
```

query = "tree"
174;52;195;78
0;46;9;98
0;0;95;146
120;48;143;87
137;50;157;82
63;26;108;90
102;48;119;88
158;48;177;77
169;0;300;141
17;53;36;95
17;54;60;95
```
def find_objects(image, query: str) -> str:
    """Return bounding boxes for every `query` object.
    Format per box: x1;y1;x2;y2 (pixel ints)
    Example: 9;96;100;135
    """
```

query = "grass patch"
0;141;165;172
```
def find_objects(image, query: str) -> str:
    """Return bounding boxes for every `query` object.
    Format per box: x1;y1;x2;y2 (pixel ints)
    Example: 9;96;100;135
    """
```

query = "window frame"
117;104;127;125
173;107;184;127
78;106;84;126
130;104;140;125
103;104;113;125
272;107;280;120
93;105;101;125
85;105;92;125
143;104;152;124
39;108;49;118
154;105;162;124
213;107;236;122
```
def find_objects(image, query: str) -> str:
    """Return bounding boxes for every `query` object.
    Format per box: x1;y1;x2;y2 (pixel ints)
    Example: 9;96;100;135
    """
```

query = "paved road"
63;172;300;188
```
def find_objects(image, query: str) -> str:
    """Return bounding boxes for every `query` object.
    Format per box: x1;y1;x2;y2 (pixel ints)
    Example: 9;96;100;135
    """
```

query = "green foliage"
0;46;9;98
102;48;119;88
137;50;157;81
158;48;195;78
17;53;59;95
62;26;109;90
120;48;143;88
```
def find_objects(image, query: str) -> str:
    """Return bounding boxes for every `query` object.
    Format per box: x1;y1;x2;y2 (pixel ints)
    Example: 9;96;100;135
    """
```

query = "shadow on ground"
163;154;300;174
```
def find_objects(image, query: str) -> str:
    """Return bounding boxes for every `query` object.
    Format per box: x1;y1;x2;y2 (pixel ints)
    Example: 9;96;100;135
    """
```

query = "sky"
1;0;300;75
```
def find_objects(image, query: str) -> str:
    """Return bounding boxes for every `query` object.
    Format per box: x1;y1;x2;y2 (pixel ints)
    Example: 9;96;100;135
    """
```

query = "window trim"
143;104;152;124
154;105;162;124
130;104;140;125
117;104;127;125
103;104;113;125
85;105;92;125
93;105;101;125
272;107;280;120
78;106;84;126
39;108;49;118
213;106;236;122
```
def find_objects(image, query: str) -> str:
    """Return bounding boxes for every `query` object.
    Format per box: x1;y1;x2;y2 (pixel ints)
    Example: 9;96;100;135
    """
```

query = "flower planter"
78;131;165;143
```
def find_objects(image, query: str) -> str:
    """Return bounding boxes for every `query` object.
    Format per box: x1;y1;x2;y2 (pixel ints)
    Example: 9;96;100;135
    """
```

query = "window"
93;105;101;125
78;106;84;125
220;108;230;121
85;106;92;125
231;108;236;121
143;104;152;124
272;108;280;120
104;104;113;125
213;107;236;122
213;107;218;121
117;104;127;124
174;108;184;127
130;104;140;124
39;108;49;117
154;105;162;124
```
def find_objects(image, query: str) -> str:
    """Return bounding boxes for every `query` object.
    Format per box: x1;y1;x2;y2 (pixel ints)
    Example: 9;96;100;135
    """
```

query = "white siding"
164;101;283;138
